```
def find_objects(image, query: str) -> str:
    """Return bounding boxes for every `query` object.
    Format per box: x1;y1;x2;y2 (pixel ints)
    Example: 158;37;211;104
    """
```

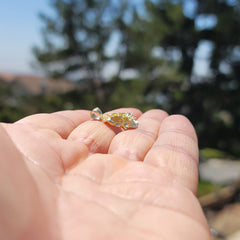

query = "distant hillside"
0;73;76;96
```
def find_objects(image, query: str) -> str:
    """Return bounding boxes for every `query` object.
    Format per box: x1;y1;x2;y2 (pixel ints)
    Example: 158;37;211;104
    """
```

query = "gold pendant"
90;107;138;130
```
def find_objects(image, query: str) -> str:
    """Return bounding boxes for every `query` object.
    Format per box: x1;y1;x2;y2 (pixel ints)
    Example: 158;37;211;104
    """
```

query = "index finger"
16;110;90;139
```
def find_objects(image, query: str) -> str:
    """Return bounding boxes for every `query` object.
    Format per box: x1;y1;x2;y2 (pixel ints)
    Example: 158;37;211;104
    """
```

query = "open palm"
0;108;211;240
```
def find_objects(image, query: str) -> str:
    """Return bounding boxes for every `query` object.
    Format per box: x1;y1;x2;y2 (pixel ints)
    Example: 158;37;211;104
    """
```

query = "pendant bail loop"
90;107;103;120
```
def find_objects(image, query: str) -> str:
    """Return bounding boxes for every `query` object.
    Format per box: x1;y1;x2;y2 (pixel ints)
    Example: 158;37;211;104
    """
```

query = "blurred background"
1;0;240;239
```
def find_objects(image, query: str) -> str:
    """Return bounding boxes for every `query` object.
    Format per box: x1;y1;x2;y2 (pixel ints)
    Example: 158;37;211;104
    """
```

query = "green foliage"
102;79;157;112
0;104;26;123
200;148;228;161
198;180;223;197
54;79;156;112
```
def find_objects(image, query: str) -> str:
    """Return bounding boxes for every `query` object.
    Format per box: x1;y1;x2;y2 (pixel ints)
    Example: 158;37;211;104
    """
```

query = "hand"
0;108;211;240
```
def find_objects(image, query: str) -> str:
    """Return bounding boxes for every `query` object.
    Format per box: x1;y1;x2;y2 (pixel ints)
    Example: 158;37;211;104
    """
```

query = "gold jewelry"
90;107;138;130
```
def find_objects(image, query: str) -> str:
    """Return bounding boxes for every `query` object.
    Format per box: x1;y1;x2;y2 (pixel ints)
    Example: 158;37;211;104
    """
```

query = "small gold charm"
90;107;138;130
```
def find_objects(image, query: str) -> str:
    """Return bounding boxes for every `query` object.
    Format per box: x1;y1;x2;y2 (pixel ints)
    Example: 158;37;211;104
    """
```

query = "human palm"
0;108;211;240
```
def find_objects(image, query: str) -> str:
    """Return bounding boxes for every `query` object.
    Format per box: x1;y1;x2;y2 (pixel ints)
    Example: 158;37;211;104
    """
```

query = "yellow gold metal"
90;107;138;130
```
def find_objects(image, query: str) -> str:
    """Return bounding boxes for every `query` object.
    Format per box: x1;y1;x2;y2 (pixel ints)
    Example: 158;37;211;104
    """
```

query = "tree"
33;0;122;84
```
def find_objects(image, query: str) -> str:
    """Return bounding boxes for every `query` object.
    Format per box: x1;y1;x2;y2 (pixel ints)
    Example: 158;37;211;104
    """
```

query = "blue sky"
0;0;50;74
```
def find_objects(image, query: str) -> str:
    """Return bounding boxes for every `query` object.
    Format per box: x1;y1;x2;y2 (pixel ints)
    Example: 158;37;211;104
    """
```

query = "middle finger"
108;109;168;161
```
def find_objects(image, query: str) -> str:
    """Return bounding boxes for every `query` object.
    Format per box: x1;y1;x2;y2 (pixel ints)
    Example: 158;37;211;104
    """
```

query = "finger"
16;110;90;139
144;115;199;194
68;108;142;154
108;109;168;161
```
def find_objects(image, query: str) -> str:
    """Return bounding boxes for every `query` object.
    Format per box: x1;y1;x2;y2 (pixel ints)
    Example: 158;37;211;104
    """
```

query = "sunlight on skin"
0;109;211;240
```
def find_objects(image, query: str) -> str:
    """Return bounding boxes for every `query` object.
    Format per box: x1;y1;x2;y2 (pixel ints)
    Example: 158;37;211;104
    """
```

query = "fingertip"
160;114;198;143
140;109;168;121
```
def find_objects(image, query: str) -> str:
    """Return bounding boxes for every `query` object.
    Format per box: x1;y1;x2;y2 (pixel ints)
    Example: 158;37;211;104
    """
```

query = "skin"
0;108;211;240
